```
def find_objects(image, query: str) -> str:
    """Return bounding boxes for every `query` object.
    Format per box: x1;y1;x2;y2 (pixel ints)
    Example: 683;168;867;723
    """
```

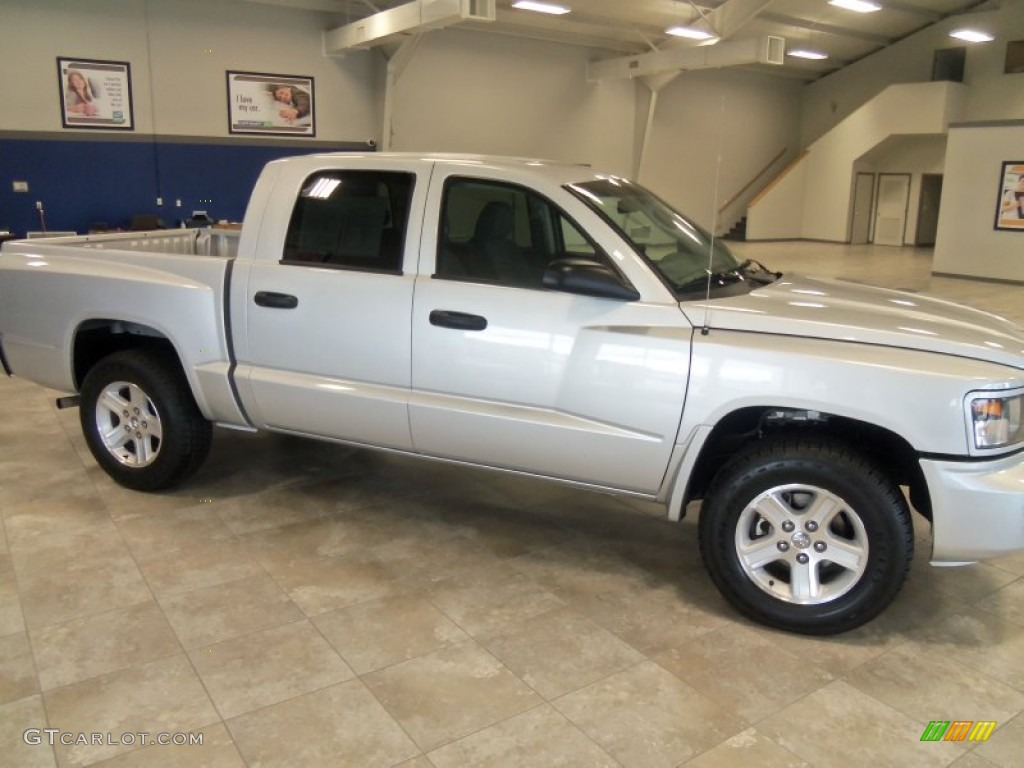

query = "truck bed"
0;229;245;426
19;228;241;258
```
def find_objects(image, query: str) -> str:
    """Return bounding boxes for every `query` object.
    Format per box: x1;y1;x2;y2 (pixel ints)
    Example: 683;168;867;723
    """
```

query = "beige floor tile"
114;506;235;563
137;539;263;597
0;455;99;507
681;727;810;768
227;679;419;767
427;704;618;767
1;695;57;768
973;712;1024;767
4;498;113;555
576;582;729;654
364;640;542;752
189;619;353;719
977;580;1024;628
237;514;397;565
654;625;835;723
261;552;397;616
43;655;218;767
365;524;504;586
392;758;433;768
948;754;1003;768
157;575;303;649
30;602;179;692
8;520;127;580
482;608;645;699
912;609;1024;690
0;631;38;704
988;551;1024;578
89;723;245;767
312;592;468;674
554;660;742;768
94;474;231;521
0;576;25;636
426;563;565;637
757;680;962;767
846;643;1024;725
418;496;579;559
213;486;335;536
18;555;151;631
744;619;902;677
510;542;673;607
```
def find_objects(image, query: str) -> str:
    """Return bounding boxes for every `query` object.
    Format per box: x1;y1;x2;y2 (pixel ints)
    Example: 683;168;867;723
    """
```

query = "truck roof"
267;151;613;186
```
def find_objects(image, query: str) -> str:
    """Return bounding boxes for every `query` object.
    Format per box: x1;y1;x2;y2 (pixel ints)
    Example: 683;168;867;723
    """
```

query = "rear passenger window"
283;170;414;273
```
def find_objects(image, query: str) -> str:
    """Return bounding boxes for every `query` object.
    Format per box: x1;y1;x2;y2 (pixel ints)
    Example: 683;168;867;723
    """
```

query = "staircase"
721;216;747;241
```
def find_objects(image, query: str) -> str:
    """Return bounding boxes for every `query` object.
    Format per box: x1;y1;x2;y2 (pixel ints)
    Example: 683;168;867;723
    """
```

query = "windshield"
567;177;747;295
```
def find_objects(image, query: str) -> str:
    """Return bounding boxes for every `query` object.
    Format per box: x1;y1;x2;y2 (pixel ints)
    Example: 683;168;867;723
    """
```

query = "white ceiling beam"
323;0;494;53
705;0;777;39
587;35;785;81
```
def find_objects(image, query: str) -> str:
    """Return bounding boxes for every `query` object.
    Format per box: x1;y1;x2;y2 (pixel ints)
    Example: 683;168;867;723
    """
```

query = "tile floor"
1;242;1023;768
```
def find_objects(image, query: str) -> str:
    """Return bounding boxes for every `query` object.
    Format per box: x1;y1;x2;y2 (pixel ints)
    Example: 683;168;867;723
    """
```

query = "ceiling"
240;0;999;80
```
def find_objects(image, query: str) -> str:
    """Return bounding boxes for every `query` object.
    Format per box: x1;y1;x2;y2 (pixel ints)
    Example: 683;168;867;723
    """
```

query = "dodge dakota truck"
1;153;1022;634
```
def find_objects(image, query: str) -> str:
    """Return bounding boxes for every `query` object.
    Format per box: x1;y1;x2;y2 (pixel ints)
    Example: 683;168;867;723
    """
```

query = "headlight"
971;394;1024;449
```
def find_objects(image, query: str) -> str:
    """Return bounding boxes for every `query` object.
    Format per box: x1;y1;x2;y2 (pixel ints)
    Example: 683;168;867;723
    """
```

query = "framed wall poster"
995;161;1024;231
226;71;315;137
57;57;134;130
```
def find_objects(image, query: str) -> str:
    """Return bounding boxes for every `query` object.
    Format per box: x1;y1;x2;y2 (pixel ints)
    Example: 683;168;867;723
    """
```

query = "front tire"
80;349;212;491
698;436;912;635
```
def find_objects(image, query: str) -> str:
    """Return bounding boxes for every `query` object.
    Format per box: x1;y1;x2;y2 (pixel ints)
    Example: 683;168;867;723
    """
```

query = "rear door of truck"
231;157;429;450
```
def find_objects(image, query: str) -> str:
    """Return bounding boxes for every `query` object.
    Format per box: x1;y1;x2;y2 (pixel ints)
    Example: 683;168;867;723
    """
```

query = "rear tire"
698;436;912;635
80;349;212;491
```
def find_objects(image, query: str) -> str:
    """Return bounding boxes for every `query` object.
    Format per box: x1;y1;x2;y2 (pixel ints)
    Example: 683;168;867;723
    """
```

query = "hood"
681;274;1024;370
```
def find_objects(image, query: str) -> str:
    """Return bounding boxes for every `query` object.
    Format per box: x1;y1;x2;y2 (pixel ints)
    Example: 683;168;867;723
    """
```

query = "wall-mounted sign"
226;71;316;137
995;161;1024;231
57;57;134;130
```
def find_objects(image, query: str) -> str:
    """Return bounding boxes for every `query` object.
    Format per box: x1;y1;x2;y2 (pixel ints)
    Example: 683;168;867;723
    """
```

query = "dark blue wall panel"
0;138;333;237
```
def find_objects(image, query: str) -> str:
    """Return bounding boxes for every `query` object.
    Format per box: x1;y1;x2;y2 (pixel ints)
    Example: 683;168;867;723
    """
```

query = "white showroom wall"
638;68;803;232
0;0;383;142
386;28;638;178
933;122;1024;283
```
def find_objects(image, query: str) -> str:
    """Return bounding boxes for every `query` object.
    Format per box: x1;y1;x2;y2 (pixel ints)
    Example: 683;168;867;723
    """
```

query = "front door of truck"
409;171;691;494
235;165;424;449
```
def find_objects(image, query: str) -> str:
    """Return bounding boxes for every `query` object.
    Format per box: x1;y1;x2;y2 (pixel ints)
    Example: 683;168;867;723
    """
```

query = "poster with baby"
57;57;134;130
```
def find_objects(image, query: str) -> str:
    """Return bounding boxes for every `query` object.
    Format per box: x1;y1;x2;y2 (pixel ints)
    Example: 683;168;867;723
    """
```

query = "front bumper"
922;452;1024;564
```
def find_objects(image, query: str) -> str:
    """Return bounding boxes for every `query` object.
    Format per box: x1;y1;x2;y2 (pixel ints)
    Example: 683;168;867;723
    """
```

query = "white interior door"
873;174;910;247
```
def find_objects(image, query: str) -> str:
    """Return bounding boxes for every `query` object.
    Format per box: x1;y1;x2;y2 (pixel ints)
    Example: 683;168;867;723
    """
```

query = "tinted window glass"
437;177;607;289
283;170;414;272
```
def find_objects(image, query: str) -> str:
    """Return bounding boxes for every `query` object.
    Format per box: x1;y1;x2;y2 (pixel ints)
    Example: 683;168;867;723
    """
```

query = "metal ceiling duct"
324;0;496;53
588;36;786;80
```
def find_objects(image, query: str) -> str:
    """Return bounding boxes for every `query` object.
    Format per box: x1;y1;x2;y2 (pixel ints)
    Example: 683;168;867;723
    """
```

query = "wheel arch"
72;319;185;391
678;406;931;521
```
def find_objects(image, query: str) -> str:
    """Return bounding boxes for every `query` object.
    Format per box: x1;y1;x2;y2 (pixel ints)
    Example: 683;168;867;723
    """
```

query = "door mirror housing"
542;258;640;301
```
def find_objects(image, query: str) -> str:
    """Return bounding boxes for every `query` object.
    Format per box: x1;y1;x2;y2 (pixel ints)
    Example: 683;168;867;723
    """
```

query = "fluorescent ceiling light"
665;25;717;40
828;0;881;12
949;28;994;42
788;49;829;60
511;1;570;14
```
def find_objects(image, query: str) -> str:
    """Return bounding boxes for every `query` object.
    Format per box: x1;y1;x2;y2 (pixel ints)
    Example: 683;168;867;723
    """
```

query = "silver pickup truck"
2;152;1022;634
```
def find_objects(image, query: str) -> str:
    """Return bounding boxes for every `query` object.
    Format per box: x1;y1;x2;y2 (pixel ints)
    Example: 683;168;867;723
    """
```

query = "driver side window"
436;177;608;289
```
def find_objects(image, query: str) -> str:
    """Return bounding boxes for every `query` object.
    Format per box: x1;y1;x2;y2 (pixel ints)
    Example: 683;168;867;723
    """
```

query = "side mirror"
542;258;640;301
